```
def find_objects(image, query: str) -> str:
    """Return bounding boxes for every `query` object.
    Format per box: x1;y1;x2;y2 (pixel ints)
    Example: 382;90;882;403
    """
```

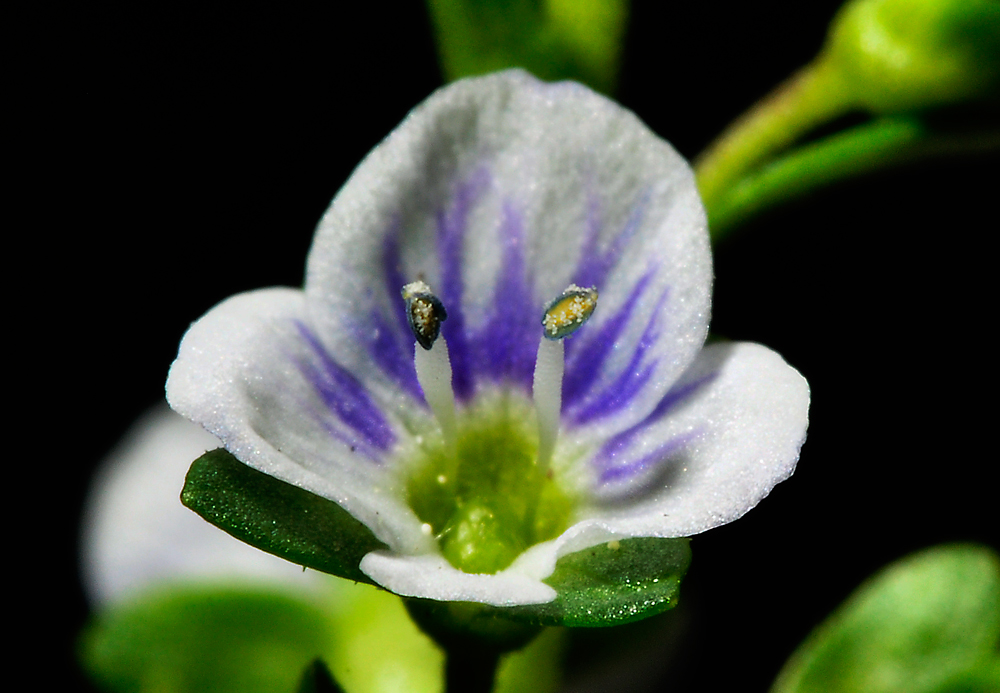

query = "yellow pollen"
541;284;598;339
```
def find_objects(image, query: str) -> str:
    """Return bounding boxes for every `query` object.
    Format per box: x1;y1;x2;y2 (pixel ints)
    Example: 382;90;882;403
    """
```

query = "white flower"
166;70;809;608
81;405;322;606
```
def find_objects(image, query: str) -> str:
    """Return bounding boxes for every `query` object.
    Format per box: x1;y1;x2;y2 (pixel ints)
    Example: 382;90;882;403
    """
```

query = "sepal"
407;536;690;646
510;537;691;627
181;449;387;584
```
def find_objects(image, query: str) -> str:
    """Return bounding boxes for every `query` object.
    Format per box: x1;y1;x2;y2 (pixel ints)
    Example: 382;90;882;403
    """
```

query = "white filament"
414;337;457;449
532;337;564;473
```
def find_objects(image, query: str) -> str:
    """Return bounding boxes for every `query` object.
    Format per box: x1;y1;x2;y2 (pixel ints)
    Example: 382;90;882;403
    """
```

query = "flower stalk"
694;61;852;227
695;0;1000;239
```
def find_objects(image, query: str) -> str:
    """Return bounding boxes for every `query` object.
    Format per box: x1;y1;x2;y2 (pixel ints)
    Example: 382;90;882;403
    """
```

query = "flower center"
405;391;577;575
399;280;597;575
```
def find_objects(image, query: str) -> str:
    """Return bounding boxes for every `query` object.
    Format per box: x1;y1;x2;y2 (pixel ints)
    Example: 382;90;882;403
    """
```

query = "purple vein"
295;322;396;451
562;271;654;408
437;168;490;401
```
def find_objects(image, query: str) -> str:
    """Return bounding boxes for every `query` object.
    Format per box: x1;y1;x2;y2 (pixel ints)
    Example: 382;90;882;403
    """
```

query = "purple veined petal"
565;286;671;426
295;321;397;453
381;224;413;339
289;359;393;465
436;168;491;402
592;374;715;469
562;270;655;409
167;288;435;556
357;308;423;403
589;371;717;489
306;70;711;444
470;200;538;390
580;342;809;519
571;187;649;292
348;229;425;402
597;429;702;485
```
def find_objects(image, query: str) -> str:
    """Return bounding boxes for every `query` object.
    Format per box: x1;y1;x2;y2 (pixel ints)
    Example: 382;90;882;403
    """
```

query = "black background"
23;1;995;690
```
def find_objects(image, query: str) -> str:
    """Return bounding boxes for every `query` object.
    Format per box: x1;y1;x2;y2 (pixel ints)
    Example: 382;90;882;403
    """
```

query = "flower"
166;70;809;608
79;405;453;693
81;405;324;605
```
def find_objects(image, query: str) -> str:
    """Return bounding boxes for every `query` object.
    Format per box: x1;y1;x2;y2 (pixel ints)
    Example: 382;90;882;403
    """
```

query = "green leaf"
771;544;1000;693
181;448;387;584
81;585;334;693
511;536;691;627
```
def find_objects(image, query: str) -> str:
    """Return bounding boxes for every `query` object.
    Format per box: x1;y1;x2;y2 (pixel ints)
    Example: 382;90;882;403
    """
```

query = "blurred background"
24;0;995;689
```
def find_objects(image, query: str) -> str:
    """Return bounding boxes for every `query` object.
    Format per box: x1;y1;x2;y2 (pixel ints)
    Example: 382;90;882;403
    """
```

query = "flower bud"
823;0;1000;113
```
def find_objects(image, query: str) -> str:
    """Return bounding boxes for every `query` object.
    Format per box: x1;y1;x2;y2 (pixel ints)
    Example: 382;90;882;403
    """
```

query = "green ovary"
405;391;578;575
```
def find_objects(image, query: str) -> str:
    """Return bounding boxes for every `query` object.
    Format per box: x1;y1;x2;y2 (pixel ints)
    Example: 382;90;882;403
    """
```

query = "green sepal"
771;544;1000;693
510;536;691;627
409;536;690;642
81;585;335;693
181;448;387;584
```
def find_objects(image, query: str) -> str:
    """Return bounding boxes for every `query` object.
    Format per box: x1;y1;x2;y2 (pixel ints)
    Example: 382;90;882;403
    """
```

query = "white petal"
166;287;435;555
81;404;323;605
517;343;810;582
306;69;710;436
583;342;808;533
360;551;556;607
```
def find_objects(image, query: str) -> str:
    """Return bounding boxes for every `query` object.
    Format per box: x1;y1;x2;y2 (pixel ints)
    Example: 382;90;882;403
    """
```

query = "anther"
541;284;598;340
402;280;448;350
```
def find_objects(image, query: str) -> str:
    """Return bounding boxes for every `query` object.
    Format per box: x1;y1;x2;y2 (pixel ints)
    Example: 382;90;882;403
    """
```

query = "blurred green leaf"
927;657;1000;693
82;585;333;693
427;0;628;93
297;659;344;693
181;449;387;585
771;544;1000;693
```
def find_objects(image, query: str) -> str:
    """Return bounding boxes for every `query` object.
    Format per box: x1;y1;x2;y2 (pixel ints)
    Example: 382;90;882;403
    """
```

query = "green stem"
705;117;1000;237
694;57;853;217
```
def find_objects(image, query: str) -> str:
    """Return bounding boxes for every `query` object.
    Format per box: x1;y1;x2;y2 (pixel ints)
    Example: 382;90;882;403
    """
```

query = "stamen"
402;281;457;448
534;284;599;471
533;338;564;472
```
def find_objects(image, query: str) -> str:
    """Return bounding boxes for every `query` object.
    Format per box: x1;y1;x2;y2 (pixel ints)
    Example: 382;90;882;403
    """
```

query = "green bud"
823;0;1000;112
